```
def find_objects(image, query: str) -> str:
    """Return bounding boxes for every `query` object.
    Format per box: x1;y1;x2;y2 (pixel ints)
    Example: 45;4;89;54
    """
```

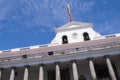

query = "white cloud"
0;0;120;36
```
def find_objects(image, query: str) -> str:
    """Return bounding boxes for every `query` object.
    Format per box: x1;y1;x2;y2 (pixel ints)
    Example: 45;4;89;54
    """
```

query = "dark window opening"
62;35;68;44
48;52;53;56
95;64;111;80
83;32;90;41
22;54;27;59
76;48;79;51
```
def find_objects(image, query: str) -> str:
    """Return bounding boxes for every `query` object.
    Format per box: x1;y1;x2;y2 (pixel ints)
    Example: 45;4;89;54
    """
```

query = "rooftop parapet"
0;35;120;63
0;33;120;54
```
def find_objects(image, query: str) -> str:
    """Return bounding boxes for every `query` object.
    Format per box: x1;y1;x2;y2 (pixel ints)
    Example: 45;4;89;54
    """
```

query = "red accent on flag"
67;3;73;22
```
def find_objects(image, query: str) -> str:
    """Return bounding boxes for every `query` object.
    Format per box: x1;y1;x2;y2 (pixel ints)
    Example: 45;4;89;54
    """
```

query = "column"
0;68;4;80
0;69;2;80
9;67;15;80
24;65;29;80
106;57;117;80
88;58;97;80
55;62;61;80
39;64;44;80
71;60;78;80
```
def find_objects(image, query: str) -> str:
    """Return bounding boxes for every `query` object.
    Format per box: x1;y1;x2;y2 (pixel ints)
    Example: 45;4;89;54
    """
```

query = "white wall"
51;27;101;45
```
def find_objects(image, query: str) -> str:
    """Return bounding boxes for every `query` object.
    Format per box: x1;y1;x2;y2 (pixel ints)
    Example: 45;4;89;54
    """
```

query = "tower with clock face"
51;21;101;45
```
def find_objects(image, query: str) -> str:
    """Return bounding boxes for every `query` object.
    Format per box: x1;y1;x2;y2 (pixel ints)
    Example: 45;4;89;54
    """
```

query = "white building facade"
51;21;101;45
0;21;120;80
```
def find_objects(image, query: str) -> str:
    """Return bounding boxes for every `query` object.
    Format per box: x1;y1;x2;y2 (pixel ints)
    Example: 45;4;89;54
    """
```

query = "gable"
55;21;93;33
51;21;101;45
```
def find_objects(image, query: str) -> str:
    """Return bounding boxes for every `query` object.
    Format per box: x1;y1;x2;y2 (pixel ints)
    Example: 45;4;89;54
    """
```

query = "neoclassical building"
0;21;120;80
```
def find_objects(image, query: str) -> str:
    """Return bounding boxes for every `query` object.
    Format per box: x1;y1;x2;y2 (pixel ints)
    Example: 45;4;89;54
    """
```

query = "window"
48;52;53;56
72;33;78;39
83;32;90;41
62;35;68;44
22;54;27;59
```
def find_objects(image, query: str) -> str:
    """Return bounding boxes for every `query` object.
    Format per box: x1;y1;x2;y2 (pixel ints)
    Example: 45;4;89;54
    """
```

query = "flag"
67;3;73;22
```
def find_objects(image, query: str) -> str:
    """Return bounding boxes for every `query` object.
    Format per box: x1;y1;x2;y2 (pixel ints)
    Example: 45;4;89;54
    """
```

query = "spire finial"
67;2;73;22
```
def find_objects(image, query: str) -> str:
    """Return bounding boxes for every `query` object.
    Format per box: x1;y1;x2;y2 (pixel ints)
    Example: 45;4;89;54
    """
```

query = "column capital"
55;62;61;65
87;57;94;61
71;59;77;63
39;63;45;67
11;66;17;69
103;55;110;59
0;67;4;71
119;54;120;56
24;65;30;68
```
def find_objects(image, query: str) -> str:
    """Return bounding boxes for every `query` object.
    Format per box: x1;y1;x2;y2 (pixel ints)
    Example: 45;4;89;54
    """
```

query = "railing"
0;40;120;63
0;44;49;54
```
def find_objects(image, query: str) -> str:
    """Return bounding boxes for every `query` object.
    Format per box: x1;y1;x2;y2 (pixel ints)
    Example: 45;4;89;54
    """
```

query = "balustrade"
0;40;119;62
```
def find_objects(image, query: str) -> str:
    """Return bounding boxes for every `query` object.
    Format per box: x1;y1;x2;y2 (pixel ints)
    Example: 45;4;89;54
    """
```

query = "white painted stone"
106;58;117;80
56;64;61;80
51;21;101;45
39;66;44;80
11;48;20;52
72;62;78;80
24;67;28;80
9;69;15;80
0;70;1;80
89;60;97;80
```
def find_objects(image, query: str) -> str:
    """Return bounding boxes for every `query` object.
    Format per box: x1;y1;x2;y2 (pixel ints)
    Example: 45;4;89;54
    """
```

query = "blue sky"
0;0;120;50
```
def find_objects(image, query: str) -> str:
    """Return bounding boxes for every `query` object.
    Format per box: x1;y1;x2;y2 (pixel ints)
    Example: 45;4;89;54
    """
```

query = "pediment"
56;21;93;32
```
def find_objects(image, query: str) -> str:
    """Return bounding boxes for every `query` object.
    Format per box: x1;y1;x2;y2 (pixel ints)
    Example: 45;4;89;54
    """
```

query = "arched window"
83;32;90;41
62;35;68;44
